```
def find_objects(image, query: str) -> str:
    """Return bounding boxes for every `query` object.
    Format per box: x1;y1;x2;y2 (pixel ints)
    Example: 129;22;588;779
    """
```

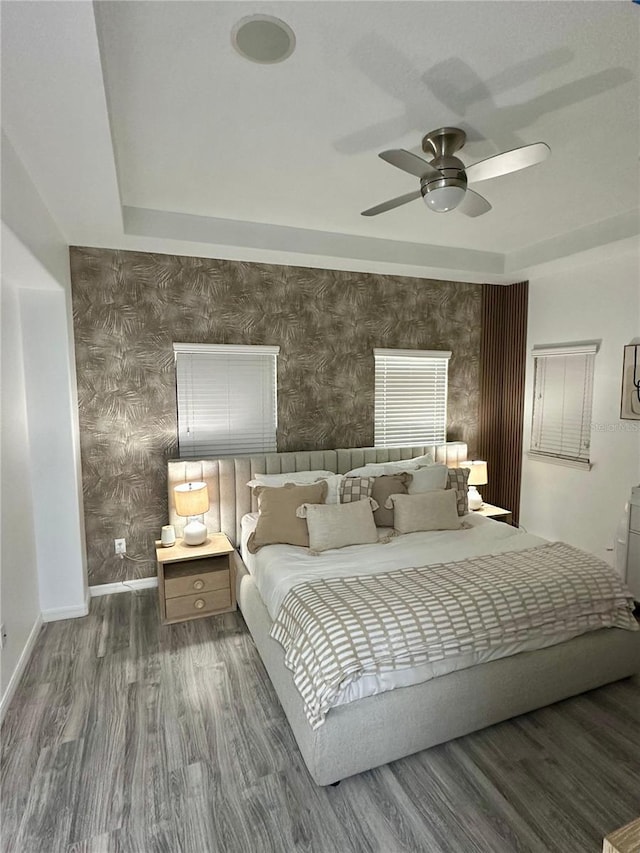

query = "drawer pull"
194;598;205;610
193;579;205;590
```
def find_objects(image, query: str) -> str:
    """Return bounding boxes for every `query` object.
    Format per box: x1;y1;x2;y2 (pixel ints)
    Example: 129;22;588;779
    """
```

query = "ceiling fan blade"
465;142;550;184
361;190;422;217
379;149;440;180
458;189;492;218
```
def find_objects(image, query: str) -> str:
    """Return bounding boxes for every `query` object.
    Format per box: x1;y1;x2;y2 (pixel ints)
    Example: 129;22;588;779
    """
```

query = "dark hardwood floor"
1;590;638;853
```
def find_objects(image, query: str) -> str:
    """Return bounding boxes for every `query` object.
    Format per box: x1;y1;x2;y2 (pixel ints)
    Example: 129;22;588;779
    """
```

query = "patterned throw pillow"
446;467;470;515
340;476;375;503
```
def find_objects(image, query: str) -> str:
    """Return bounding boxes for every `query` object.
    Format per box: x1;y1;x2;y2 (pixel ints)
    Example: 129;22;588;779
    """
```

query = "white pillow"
297;498;379;553
246;470;341;504
319;473;345;505
247;470;334;488
386;490;462;534
345;453;434;477
407;464;449;494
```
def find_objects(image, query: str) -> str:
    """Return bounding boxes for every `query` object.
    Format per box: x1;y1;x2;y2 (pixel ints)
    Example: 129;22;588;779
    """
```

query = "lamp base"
468;486;484;511
183;518;207;546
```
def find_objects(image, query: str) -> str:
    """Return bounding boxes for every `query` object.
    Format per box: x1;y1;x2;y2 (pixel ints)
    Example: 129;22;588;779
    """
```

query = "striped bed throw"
270;542;638;729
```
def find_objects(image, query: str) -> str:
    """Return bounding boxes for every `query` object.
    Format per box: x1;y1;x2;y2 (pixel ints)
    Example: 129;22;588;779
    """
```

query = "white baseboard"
0;614;43;723
41;599;90;622
89;577;158;597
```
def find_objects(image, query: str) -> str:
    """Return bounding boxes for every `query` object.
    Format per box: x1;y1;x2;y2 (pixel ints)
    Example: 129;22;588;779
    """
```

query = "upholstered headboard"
167;442;467;546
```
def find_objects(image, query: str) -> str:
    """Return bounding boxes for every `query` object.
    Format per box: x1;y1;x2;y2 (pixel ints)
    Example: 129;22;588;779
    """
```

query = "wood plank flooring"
2;589;639;853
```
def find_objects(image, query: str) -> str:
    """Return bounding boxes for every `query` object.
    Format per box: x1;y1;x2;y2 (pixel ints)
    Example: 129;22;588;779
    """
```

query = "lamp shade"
174;482;209;517
461;460;488;486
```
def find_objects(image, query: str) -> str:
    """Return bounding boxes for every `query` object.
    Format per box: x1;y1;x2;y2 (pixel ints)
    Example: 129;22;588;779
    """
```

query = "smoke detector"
231;15;296;64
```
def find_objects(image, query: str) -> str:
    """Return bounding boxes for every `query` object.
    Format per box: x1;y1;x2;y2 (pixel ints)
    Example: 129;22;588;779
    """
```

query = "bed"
167;445;640;785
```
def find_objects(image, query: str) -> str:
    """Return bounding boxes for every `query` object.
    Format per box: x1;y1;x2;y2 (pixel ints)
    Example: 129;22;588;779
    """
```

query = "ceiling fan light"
423;184;466;212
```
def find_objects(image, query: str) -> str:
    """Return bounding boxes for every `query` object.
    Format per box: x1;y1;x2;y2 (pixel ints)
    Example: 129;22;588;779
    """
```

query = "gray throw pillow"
370;473;412;527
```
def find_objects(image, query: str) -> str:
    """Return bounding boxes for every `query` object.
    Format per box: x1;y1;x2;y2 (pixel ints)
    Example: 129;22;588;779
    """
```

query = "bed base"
235;555;640;786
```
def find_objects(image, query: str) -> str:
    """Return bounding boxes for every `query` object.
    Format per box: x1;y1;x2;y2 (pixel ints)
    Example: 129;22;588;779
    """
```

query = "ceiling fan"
361;127;550;218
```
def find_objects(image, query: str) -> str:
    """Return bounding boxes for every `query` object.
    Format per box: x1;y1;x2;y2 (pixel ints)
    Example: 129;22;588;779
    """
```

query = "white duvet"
241;512;546;619
240;513;568;707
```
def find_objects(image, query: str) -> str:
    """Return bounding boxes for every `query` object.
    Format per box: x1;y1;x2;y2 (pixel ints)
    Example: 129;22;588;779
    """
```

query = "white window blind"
174;343;279;458
530;343;598;467
374;348;451;447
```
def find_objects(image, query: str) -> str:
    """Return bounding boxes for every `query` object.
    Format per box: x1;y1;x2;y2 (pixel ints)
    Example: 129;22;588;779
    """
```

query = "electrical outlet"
0;624;6;650
114;538;126;555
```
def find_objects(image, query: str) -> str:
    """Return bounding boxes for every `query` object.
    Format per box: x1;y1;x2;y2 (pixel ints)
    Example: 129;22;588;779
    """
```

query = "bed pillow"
345;453;433;478
447;467;470;515
340;476;375;503
407;464;449;494
370;473;412;527
247;470;334;488
247;481;328;553
296;498;379;553
247;470;341;504
386;490;462;534
316;473;344;505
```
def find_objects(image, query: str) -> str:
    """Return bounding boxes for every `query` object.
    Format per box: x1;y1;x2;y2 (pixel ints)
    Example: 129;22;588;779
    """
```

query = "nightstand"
474;503;513;525
603;817;640;853
155;533;236;625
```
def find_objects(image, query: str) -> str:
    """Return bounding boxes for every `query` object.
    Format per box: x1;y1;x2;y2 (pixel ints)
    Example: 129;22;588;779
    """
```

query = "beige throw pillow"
407;464;449;494
297;498;379;553
387;489;462;534
247;481;328;553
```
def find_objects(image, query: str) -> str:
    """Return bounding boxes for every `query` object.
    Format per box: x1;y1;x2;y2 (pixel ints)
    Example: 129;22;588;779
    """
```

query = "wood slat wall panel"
478;282;528;525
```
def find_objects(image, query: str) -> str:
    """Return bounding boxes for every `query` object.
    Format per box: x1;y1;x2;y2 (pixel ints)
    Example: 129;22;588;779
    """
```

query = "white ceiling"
2;1;639;282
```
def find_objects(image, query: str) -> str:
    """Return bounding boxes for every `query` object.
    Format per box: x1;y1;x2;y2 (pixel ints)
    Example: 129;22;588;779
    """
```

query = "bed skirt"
235;555;640;785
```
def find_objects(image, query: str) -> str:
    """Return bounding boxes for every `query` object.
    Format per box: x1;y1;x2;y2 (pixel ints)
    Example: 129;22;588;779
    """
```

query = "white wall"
520;245;640;563
1;132;88;715
0;277;41;704
19;285;88;619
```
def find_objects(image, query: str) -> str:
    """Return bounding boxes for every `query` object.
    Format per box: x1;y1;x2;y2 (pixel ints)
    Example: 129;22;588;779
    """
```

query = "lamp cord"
118;553;155;565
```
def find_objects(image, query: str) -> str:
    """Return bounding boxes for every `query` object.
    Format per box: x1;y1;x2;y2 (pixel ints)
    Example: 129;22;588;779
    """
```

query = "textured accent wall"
477;282;529;524
70;247;482;585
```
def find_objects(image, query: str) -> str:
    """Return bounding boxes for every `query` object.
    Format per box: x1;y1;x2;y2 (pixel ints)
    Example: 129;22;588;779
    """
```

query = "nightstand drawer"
164;561;230;599
165;587;231;621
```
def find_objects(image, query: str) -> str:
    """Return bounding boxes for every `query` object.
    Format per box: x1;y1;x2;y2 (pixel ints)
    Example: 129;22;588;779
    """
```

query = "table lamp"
461;461;488;511
174;481;209;545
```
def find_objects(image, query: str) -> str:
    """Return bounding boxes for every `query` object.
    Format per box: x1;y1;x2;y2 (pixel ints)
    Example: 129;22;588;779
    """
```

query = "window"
374;348;451;447
529;342;598;469
174;343;279;457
